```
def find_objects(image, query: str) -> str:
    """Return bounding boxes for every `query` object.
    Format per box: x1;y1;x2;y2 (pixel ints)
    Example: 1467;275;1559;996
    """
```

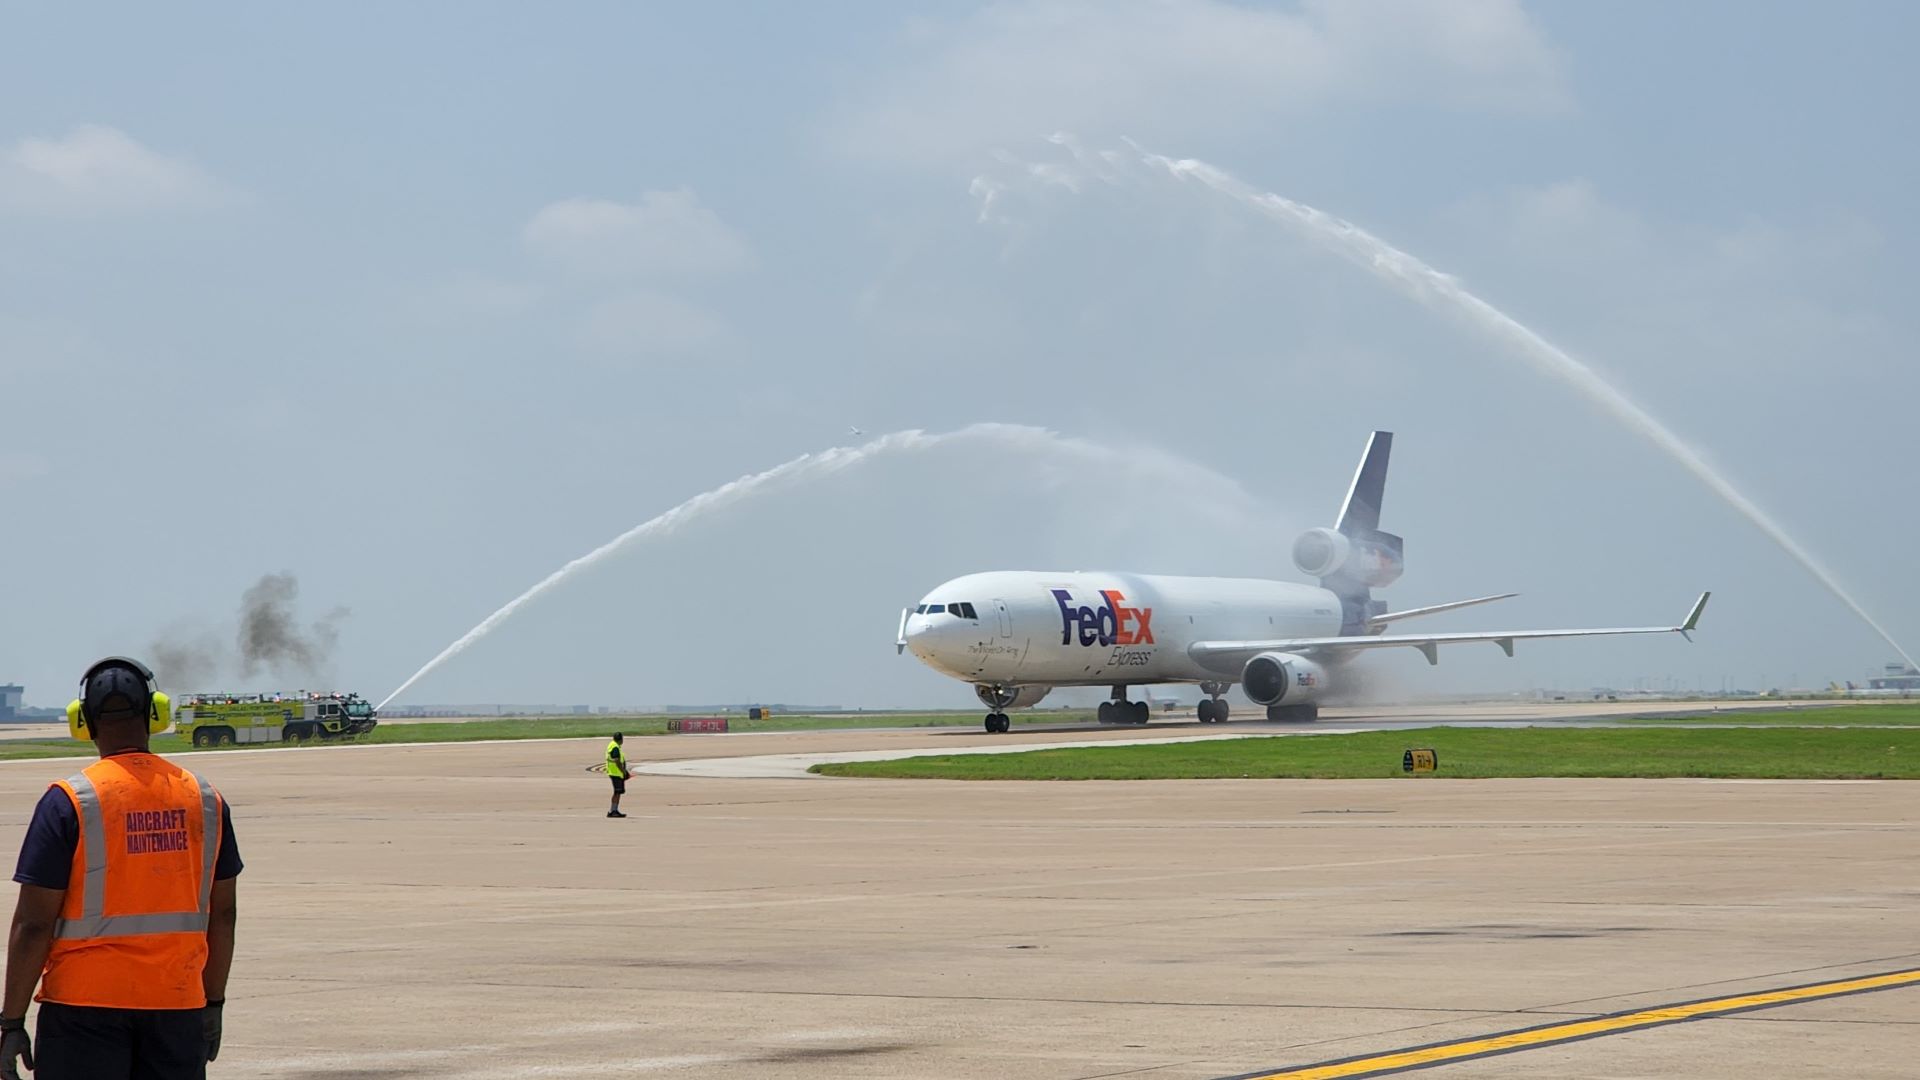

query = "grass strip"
0;711;1087;762
1624;704;1920;727
812;726;1920;780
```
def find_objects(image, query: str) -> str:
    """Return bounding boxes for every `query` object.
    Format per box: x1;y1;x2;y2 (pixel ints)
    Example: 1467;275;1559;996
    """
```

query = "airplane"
849;426;864;437
897;430;1710;733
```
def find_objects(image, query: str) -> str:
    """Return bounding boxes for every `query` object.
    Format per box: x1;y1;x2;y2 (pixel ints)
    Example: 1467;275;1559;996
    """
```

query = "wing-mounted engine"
975;684;1051;711
1241;653;1329;707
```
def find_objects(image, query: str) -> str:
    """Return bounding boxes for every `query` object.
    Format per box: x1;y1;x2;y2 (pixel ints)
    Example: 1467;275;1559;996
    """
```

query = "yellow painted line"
1229;967;1920;1080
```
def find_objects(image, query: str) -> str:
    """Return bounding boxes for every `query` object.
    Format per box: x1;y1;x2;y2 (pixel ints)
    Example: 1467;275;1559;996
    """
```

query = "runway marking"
1221;967;1920;1080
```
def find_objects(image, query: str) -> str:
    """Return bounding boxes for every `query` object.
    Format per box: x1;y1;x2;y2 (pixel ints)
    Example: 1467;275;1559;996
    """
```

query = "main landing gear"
983;713;1011;733
1197;682;1231;724
1097;686;1150;725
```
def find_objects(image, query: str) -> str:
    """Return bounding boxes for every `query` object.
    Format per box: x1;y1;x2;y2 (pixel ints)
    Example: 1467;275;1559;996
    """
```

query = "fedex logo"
1052;589;1155;647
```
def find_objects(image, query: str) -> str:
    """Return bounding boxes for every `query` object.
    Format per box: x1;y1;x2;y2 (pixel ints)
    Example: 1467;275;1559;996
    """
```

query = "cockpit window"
919;602;979;618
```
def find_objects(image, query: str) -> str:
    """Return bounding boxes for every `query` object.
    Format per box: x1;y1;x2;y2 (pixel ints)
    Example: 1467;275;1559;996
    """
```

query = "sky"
3;1;1916;710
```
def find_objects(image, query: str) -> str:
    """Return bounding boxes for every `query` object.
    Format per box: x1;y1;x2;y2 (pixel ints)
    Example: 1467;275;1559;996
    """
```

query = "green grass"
0;711;1088;762
1625;704;1920;726
811;726;1920;780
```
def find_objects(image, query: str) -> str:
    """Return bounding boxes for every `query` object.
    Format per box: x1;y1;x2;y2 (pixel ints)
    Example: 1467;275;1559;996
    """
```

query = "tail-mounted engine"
1241;653;1329;707
1292;527;1403;589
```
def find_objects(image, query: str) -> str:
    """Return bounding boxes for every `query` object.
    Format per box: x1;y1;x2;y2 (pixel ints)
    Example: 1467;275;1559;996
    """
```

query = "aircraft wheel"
1131;702;1150;724
983;713;998;733
1196;700;1213;724
1096;702;1113;724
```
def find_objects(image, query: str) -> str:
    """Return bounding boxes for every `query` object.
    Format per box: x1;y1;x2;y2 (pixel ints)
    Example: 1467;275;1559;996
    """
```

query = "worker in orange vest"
0;657;241;1079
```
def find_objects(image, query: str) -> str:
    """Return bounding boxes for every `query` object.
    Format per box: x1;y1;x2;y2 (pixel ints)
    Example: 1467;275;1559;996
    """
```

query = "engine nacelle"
1241;652;1330;707
975;684;1051;710
1292;527;1404;588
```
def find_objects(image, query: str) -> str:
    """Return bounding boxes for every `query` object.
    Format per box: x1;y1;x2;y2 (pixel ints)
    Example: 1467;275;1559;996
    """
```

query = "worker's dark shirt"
13;778;242;890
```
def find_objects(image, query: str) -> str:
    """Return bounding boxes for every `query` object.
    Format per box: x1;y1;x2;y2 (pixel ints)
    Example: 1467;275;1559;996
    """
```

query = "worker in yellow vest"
1;657;241;1079
605;733;631;818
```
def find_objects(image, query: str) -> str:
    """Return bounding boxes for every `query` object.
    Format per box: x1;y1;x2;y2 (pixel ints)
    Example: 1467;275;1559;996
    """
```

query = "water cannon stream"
378;422;1268;709
1016;137;1915;671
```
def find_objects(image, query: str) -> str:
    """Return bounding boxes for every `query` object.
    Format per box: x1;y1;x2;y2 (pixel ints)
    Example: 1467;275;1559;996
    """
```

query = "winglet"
1678;591;1710;640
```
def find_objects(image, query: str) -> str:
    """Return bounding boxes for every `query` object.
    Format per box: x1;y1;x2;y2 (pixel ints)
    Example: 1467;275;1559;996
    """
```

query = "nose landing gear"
978;685;1020;734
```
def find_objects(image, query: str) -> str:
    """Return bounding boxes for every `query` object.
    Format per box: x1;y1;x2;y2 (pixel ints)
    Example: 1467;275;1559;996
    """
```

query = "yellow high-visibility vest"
605;741;628;779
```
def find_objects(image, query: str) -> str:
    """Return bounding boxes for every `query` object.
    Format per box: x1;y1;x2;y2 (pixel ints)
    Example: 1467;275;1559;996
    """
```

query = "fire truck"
175;692;378;747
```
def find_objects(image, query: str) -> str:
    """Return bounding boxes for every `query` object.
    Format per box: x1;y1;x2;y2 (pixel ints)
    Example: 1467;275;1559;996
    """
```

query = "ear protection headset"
66;656;172;740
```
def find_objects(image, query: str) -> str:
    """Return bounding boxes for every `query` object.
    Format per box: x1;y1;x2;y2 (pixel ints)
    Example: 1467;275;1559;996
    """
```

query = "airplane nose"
902;611;952;661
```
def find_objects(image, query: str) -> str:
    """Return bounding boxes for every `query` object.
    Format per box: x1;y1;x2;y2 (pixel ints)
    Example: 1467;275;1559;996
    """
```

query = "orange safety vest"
38;754;223;1010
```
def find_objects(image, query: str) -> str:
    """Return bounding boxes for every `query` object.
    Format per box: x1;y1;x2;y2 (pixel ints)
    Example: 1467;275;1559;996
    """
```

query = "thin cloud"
523;189;754;279
577;290;729;357
410;274;543;327
0;124;231;215
829;0;1568;166
1439;178;1891;371
0;453;50;488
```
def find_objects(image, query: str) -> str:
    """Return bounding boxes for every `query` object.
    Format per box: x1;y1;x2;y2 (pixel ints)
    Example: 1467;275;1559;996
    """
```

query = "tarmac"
0;705;1911;1078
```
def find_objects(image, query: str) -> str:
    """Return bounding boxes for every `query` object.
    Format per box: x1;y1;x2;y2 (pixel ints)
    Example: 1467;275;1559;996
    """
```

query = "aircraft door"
993;599;1013;638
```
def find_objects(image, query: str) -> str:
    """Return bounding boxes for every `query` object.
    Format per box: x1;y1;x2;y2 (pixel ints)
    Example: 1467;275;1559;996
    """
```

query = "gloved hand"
0;1016;32;1080
202;1000;223;1063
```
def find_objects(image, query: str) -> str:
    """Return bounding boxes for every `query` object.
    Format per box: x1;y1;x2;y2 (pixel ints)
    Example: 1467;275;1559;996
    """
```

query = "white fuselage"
903;570;1344;688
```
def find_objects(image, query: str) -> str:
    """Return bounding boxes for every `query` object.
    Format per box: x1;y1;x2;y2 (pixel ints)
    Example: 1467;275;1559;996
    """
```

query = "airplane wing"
1189;592;1709;671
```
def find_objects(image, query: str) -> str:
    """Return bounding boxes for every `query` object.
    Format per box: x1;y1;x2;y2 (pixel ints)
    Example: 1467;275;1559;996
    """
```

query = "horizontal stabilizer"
1368;593;1518;629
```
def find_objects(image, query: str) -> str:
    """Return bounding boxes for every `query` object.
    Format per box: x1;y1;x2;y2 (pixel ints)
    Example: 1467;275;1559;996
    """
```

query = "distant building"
1868;663;1920;692
0;684;22;721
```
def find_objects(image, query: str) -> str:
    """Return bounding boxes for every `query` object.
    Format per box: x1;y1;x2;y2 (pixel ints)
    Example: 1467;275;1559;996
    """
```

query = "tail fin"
1336;431;1391;537
1324;430;1401;635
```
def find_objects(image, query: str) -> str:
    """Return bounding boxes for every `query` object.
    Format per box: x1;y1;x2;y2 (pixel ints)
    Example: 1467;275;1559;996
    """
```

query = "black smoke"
147;629;224;689
237;573;349;679
147;573;349;688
